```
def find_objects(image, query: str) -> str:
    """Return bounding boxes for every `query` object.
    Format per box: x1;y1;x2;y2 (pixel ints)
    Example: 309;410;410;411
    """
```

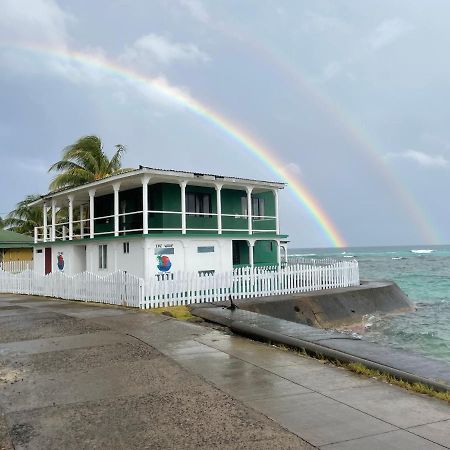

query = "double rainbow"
1;43;347;247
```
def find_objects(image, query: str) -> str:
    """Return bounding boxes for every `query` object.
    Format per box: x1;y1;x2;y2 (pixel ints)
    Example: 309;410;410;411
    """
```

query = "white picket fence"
142;260;360;308
0;269;143;307
0;260;34;273
0;260;359;309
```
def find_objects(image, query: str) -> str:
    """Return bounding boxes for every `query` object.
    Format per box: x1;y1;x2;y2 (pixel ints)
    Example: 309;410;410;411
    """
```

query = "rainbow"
0;42;347;247
217;28;441;244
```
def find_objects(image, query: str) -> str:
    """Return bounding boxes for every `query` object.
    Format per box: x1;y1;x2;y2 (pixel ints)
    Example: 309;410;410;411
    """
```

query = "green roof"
0;229;34;248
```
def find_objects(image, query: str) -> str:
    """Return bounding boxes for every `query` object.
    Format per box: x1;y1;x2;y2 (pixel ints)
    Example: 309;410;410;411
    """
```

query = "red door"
44;248;52;274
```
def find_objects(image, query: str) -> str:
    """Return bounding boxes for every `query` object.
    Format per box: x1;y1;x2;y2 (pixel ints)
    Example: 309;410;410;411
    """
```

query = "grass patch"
150;305;194;320
346;362;450;403
270;343;450;403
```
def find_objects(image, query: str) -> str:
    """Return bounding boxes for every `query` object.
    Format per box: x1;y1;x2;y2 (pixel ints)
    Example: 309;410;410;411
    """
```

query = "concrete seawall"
234;281;415;329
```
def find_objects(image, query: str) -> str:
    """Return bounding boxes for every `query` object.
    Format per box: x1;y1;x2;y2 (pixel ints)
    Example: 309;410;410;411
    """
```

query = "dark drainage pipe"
230;321;449;393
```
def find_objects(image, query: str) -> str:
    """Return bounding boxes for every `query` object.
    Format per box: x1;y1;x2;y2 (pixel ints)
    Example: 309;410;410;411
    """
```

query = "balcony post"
246;186;253;235
51;200;57;241
68;195;74;240
42;202;48;243
276;240;281;267
142;175;151;234
34;227;38;244
248;240;254;268
180;181;187;234
89;189;96;239
215;183;223;234
113;183;120;237
273;189;280;235
80;204;85;239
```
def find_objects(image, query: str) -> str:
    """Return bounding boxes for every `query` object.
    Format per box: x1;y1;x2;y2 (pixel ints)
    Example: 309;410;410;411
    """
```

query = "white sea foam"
289;253;317;257
411;249;434;254
343;255;354;258
392;256;407;260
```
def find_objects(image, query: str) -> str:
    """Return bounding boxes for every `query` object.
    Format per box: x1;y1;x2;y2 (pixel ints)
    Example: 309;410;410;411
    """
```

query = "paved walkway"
0;294;448;449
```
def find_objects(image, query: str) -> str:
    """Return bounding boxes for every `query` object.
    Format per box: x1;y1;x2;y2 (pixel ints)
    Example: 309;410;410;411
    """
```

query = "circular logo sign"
57;254;64;271
157;255;172;272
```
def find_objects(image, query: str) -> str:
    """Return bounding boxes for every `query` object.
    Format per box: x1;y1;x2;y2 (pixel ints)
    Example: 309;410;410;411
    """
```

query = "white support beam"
246;186;253;235
68;195;74;240
248;241;255;268
51;200;57;242
42;202;48;243
80;204;85;239
180;181;187;235
273;189;280;235
215;183;223;234
89;189;96;239
276;240;281;267
113;183;120;237
142;175;151;234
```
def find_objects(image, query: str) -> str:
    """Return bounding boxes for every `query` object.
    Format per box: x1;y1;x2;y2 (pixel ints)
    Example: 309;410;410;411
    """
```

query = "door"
44;248;52;274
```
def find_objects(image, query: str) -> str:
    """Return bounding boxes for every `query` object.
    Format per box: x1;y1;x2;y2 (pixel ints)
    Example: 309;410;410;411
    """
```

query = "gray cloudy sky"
1;0;449;248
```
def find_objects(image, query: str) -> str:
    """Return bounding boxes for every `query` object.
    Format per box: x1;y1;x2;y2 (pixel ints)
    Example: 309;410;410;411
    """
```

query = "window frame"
98;244;108;269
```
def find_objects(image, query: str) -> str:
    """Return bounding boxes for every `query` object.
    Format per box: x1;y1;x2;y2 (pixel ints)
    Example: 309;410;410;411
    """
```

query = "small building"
30;167;289;285
0;229;34;263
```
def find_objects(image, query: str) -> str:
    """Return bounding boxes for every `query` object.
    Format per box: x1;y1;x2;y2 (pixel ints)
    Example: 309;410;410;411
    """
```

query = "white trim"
68;195;74;241
89;189;96;239
113;183;120;237
180;181;187;235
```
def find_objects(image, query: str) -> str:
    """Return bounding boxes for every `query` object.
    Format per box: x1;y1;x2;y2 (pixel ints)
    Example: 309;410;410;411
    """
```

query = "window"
123;242;130;254
241;196;248;216
154;247;175;255
99;245;107;269
197;246;214;253
36;249;43;254
186;192;211;216
252;197;265;218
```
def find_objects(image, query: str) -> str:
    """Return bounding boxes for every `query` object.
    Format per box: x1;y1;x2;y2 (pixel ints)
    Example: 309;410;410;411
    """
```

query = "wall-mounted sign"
155;244;174;272
157;255;172;272
57;252;64;271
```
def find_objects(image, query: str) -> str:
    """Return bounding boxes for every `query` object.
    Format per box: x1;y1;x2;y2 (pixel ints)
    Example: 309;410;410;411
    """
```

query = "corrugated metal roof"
0;230;34;248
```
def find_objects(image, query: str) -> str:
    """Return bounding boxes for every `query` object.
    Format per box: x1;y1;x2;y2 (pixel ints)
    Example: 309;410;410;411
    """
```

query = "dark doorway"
232;240;249;266
44;248;52;274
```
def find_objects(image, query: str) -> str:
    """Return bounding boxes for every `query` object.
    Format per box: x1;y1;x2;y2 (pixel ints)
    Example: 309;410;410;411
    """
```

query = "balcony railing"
34;209;278;243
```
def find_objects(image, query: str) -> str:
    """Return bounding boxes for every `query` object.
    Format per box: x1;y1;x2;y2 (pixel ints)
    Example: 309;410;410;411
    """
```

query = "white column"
68;195;74;240
80;205;85;239
113;183;120;237
246;186;253;235
89;189;96;239
273;189;280;235
142;175;151;234
215;183;223;234
42;202;48;243
248;241;254;267
34;227;38;244
180;181;187;234
62;225;67;240
51;200;57;241
276;240;281;267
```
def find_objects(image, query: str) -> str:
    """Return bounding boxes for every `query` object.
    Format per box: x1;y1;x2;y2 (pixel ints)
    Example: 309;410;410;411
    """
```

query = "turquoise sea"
289;245;450;362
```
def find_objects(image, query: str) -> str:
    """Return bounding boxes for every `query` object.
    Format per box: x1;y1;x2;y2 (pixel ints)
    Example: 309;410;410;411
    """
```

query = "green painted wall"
254;240;277;265
221;189;247;232
93;183;278;235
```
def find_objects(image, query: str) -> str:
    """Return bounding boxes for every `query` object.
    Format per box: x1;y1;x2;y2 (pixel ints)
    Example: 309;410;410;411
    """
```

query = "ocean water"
289;245;450;362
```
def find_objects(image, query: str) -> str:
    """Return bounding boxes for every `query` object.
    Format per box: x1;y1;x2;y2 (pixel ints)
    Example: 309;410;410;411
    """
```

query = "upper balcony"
31;167;286;243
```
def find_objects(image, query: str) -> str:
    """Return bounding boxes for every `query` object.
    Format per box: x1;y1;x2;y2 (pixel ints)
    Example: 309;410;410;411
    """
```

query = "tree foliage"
48;135;129;190
4;194;42;236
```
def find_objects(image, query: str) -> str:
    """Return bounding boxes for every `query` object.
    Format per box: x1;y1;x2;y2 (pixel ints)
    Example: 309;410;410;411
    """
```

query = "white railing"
142;260;360;308
0;269;143;307
0;260;34;273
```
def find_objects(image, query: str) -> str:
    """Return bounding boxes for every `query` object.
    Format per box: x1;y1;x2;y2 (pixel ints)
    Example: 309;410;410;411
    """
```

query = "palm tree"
0;216;4;230
4;195;43;236
48;135;129;190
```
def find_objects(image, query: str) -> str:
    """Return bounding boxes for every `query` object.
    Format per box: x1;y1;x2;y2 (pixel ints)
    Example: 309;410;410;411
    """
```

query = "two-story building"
30;166;288;285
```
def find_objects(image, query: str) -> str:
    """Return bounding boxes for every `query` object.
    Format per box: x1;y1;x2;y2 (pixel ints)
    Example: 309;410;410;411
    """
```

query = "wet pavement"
0;294;449;449
191;305;450;389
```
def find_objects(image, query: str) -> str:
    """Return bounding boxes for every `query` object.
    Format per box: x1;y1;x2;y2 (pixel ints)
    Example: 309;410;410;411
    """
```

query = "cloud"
369;18;412;50
120;33;210;69
301;11;349;34
386;150;449;168
0;0;72;46
283;162;302;176
322;61;343;81
179;0;210;23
